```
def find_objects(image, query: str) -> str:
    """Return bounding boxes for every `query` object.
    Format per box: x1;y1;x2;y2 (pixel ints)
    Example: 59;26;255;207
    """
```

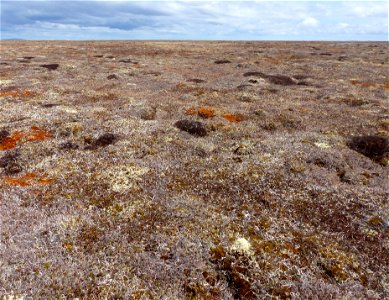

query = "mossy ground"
0;41;388;299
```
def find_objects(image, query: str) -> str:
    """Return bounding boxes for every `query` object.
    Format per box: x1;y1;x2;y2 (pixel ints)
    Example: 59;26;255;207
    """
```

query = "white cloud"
350;3;388;18
1;1;388;40
301;17;319;28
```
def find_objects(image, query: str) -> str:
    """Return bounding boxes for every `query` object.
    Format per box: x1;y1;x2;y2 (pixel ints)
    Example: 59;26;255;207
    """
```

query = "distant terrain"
0;41;388;299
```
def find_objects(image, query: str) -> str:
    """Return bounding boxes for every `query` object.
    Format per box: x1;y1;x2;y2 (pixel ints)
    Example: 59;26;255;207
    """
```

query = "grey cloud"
1;1;388;40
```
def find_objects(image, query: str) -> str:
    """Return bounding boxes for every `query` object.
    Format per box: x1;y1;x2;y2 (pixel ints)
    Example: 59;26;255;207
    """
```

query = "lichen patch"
98;164;149;192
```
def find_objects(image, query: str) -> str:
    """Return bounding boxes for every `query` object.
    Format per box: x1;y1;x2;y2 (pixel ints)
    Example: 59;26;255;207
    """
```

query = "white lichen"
58;106;78;114
314;142;331;149
231;237;253;256
2;292;26;300
99;164;149;192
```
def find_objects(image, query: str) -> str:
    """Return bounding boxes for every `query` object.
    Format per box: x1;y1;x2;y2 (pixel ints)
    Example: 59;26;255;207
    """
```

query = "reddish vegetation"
0;90;35;98
351;80;389;89
0;126;52;151
0;91;35;97
198;107;216;119
185;107;197;115
3;172;53;186
223;113;244;123
185;107;216;118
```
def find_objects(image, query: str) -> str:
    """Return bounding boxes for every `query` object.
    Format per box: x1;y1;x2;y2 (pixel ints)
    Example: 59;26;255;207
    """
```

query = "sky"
0;1;388;41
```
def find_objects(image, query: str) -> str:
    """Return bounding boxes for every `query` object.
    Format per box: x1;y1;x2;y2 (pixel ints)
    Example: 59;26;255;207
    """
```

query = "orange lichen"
223;113;244;123
351;80;389;89
198;107;215;119
185;107;197;115
0;90;35;98
0;131;22;150
0;126;52;151
3;172;54;187
185;106;216;118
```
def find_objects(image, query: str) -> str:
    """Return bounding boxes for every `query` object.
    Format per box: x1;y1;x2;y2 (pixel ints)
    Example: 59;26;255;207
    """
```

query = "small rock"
175;120;207;137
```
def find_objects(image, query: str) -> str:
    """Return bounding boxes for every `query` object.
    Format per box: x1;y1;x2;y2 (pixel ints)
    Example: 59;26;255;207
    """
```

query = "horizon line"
2;39;388;42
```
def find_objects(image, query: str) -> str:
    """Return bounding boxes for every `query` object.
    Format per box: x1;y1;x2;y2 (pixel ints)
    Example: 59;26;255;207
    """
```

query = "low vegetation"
0;41;388;299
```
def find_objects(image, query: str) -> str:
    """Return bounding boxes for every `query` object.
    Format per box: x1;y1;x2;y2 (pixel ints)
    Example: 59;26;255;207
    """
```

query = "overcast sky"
1;1;388;40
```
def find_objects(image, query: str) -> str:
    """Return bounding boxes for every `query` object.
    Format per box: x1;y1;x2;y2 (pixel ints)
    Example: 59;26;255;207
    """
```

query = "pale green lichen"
58;106;79;114
99;164;149;192
1;293;26;300
0;79;14;85
314;141;331;148
231;237;253;256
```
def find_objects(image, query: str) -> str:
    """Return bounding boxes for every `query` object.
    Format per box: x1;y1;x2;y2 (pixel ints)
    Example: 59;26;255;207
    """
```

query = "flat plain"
0;41;388;299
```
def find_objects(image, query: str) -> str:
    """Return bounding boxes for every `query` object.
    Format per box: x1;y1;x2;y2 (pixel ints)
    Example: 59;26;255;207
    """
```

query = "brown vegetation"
0;41;388;299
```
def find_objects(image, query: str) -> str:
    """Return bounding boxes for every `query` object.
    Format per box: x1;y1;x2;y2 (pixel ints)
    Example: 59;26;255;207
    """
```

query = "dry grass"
0;41;388;299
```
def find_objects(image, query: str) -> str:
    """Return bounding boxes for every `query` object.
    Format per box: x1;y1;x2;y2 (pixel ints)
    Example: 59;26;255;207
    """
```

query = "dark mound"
107;74;119;80
0;151;22;175
40;64;59;70
175;120;207;137
0;129;10;142
215;59;231;64
187;78;206;83
85;133;118;150
348;135;388;162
